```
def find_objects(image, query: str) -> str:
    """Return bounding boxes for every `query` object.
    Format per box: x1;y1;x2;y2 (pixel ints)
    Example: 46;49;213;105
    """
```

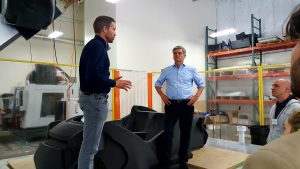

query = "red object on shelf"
256;41;297;52
208;41;297;58
263;72;290;78
208;99;275;105
208;47;254;57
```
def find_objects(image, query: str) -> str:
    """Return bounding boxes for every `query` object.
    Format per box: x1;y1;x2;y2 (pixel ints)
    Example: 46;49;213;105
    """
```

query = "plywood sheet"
7;156;35;169
188;146;248;169
6;146;247;169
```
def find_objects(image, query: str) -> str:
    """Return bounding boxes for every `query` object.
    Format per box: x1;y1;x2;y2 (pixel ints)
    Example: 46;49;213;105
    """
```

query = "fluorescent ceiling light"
48;31;63;39
106;0;120;3
209;28;236;38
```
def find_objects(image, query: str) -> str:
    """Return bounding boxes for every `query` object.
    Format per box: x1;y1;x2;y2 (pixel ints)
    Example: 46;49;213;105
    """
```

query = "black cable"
67;2;78;94
73;1;77;69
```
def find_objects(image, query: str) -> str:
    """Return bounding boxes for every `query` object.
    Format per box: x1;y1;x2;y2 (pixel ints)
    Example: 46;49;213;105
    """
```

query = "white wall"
116;0;216;72
84;0;117;68
216;0;300;42
82;0;216;112
84;0;216;72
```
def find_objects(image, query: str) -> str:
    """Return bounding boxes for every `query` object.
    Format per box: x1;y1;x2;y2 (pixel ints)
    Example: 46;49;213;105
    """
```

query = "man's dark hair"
291;59;300;98
93;16;115;34
286;4;300;40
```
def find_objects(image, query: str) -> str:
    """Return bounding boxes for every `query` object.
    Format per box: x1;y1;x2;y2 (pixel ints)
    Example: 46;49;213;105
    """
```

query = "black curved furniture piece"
34;116;83;169
34;105;207;169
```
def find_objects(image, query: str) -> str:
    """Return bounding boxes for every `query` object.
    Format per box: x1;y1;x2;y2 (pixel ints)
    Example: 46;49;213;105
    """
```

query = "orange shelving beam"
208;41;297;58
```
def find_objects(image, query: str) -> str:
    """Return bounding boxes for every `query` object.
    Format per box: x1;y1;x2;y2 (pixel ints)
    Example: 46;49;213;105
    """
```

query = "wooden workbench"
188;146;249;169
7;146;249;169
7;156;35;169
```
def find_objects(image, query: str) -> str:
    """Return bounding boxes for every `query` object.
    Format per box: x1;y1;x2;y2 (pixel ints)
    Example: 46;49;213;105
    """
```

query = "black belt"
170;99;190;104
81;91;107;97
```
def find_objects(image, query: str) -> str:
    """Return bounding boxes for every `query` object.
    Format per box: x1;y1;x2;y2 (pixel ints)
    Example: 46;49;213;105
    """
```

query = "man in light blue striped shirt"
155;46;204;169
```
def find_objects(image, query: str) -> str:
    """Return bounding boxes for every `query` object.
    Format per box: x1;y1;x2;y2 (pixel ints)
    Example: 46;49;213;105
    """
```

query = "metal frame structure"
205;26;219;117
251;14;262;66
204;14;263;128
250;14;262;123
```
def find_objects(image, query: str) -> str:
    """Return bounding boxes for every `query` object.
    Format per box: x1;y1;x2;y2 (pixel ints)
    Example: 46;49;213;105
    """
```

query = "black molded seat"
34;116;83;169
34;105;207;169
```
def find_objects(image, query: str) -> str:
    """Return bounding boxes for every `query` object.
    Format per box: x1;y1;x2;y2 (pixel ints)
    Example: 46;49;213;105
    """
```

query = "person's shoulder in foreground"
243;131;300;169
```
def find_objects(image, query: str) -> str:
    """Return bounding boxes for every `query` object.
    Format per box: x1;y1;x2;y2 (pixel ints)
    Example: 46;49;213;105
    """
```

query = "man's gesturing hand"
115;76;132;91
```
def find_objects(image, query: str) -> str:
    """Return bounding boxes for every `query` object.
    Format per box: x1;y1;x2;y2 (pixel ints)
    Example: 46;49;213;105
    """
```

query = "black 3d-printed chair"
94;106;165;169
34;116;83;169
95;106;207;169
34;105;207;169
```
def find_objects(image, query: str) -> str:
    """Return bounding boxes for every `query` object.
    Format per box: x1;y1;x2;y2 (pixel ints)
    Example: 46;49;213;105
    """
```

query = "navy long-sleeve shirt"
79;35;116;94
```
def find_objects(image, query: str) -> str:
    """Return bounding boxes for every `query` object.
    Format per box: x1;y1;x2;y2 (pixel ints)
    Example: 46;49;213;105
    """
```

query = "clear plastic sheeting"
216;0;300;42
119;70;148;118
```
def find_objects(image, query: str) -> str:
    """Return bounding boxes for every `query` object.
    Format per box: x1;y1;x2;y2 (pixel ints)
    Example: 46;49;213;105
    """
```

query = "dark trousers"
163;101;194;165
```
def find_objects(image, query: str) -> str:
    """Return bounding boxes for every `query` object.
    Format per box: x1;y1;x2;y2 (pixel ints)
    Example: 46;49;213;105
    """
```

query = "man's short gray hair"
172;46;186;55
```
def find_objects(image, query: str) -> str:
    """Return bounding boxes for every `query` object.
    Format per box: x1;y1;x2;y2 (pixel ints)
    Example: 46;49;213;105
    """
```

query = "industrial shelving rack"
205;14;296;126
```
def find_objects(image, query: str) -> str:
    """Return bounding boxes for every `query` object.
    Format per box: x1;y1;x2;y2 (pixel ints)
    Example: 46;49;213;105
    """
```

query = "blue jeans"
78;93;108;169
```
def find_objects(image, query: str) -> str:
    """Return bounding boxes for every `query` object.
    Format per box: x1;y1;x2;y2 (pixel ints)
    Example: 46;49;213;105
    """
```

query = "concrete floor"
0;130;43;160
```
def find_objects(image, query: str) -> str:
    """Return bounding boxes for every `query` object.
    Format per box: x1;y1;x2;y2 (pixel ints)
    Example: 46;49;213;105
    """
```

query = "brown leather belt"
81;91;108;97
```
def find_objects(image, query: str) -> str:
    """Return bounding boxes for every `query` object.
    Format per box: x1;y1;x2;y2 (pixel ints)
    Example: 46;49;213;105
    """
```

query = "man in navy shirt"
78;16;132;169
155;46;204;169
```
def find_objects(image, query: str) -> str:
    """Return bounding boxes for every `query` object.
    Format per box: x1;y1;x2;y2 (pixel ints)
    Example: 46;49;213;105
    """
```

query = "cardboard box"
268;67;290;73
230;96;240;100
215;72;222;76
221;96;230;100
262;69;269;74
206;115;229;124
239;96;250;100
223;71;234;76
228;111;251;125
227;111;238;123
231;118;251;125
233;69;249;75
194;100;206;112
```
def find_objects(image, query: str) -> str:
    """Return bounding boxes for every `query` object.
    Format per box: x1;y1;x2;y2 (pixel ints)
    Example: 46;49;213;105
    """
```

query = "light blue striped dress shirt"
155;64;205;100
